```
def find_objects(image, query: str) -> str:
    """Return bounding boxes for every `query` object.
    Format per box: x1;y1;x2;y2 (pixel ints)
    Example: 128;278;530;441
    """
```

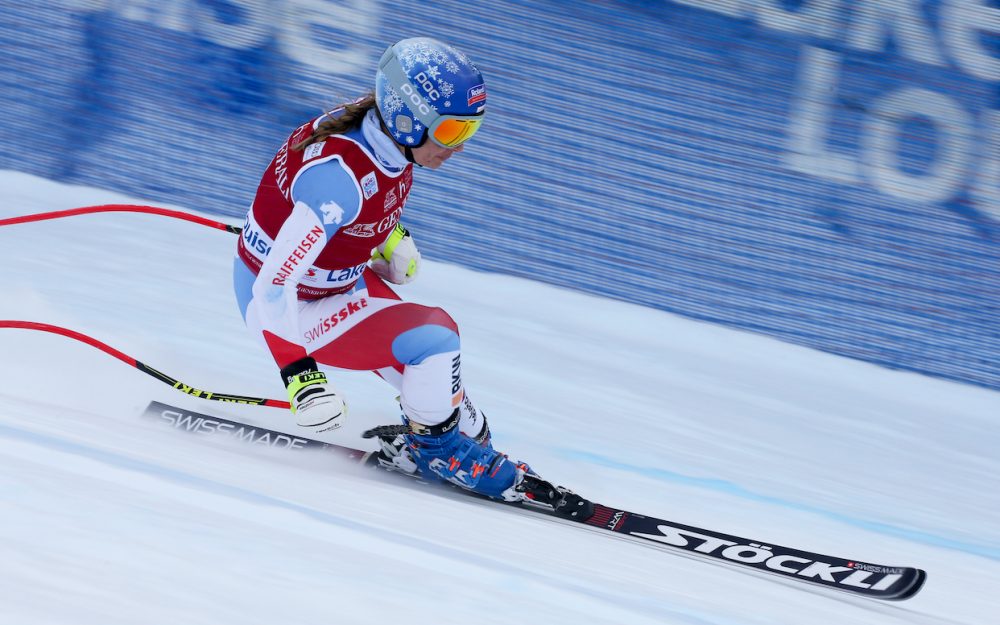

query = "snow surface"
1;170;998;624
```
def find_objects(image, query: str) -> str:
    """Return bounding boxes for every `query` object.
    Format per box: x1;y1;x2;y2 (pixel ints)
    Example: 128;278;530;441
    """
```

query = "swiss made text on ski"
142;401;927;601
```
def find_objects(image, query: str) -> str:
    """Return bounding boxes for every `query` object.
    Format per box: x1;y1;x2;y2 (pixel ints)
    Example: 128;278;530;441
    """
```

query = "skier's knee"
391;313;460;366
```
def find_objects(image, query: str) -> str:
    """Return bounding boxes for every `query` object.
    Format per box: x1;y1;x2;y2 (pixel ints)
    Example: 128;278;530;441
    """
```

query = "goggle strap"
379;46;441;129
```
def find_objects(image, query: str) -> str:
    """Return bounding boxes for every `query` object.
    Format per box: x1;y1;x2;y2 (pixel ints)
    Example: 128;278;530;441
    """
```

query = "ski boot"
403;409;521;500
360;418;500;487
362;414;593;519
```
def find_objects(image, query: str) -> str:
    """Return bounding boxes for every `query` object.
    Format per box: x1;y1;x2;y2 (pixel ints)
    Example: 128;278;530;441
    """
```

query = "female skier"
233;37;523;501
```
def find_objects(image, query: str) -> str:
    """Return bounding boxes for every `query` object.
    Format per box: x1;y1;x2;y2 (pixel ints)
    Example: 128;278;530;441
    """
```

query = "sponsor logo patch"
384;188;398;211
342;222;376;238
342;208;401;238
468;84;486;105
361;172;378;199
303;142;325;161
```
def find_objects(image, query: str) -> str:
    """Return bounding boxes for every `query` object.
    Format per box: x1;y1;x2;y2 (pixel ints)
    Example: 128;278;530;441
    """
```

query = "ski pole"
1;206;283;407
0;321;289;409
0;204;242;234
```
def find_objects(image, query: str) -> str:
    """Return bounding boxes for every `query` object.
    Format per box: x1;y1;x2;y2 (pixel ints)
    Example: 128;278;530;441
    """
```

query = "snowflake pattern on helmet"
379;85;404;130
396;39;474;73
375;37;485;148
396;39;474;113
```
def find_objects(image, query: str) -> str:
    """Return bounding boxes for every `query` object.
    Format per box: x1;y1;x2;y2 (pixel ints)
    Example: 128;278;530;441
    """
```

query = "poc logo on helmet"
400;83;432;116
413;72;441;100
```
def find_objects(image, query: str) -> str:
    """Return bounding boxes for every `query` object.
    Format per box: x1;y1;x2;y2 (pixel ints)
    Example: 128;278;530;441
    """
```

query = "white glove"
371;224;420;284
283;359;346;433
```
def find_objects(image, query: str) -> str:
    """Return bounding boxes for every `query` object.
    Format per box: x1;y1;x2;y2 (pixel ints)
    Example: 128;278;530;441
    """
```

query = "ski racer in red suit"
233;38;523;501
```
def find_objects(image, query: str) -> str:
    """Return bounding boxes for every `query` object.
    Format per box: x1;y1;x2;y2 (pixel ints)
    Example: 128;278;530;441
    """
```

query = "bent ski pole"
0;204;242;234
0;321;289;409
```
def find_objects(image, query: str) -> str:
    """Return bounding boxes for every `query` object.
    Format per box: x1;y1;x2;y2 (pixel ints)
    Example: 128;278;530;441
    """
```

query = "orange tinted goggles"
430;115;484;148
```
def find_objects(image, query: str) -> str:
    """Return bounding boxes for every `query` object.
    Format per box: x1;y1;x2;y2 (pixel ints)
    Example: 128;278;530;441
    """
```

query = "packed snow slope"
1;171;997;625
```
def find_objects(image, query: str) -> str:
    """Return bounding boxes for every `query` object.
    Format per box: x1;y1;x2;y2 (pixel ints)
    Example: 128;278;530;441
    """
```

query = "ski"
579;506;926;601
141;401;927;601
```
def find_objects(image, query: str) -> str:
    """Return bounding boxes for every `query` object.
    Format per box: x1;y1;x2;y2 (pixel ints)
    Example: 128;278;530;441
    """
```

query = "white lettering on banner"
116;0;188;33
668;0;746;18
845;0;945;67
70;0;267;49
941;0;1000;82
671;0;1000;87
670;1;1000;220
669;0;842;40
277;0;376;74
972;110;1000;222
696;0;999;221
756;0;840;39
784;46;861;185
64;0;374;70
785;45;987;209
193;0;269;49
861;87;974;203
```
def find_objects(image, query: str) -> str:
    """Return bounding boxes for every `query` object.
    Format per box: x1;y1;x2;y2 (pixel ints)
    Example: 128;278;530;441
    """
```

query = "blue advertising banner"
2;0;998;388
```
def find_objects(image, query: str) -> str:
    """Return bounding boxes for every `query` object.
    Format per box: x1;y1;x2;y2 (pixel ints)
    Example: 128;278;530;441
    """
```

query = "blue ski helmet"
375;37;487;148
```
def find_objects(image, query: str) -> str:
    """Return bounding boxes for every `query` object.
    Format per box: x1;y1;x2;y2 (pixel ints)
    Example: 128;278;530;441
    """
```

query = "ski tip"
885;568;927;601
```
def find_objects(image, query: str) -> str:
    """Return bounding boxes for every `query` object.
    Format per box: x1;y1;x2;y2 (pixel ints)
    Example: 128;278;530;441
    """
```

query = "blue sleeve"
290;158;362;237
